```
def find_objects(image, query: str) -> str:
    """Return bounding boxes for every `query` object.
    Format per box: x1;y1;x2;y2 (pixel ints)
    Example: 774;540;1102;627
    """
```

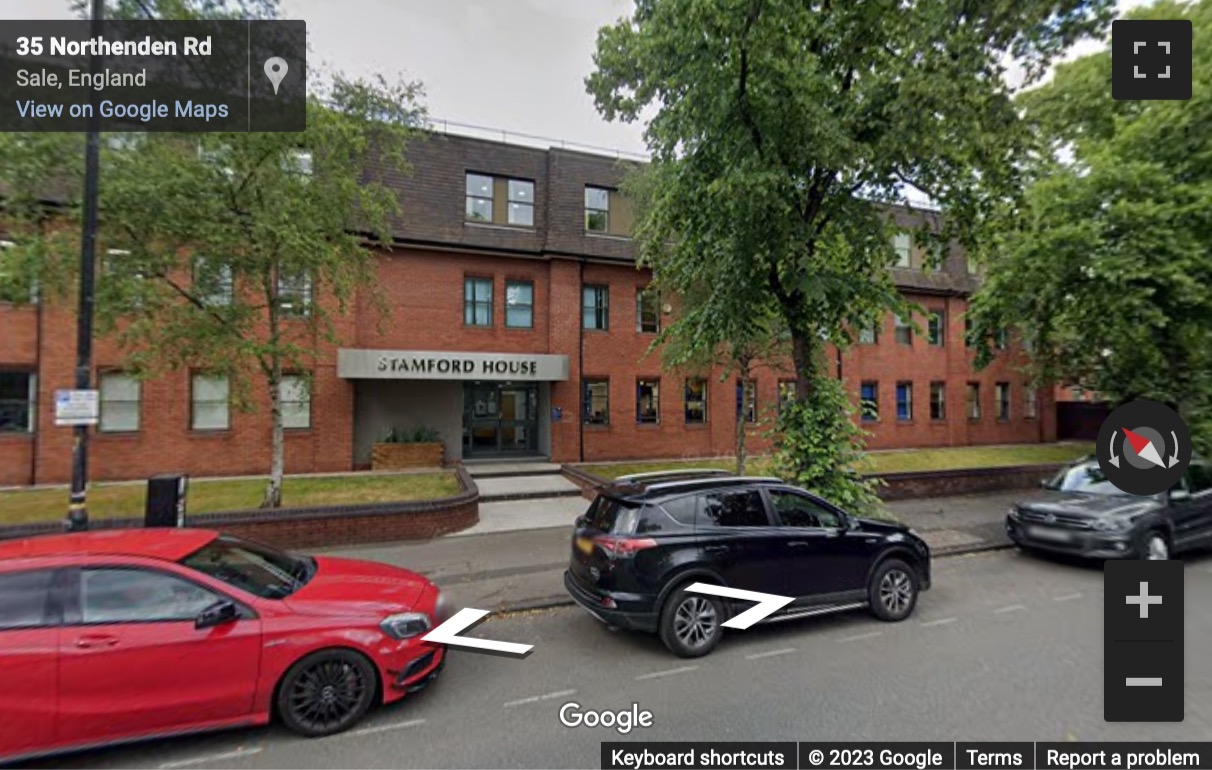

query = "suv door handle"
787;541;813;548
75;634;119;649
703;545;729;554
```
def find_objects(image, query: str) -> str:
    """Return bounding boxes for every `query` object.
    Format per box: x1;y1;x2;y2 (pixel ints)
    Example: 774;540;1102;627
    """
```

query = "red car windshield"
181;535;315;599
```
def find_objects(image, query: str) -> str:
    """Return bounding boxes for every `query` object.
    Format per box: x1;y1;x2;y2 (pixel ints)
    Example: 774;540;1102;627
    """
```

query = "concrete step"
474;473;584;502
464;461;562;479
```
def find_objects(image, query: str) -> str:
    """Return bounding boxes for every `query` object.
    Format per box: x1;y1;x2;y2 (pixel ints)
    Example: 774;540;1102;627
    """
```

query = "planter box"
372;442;444;470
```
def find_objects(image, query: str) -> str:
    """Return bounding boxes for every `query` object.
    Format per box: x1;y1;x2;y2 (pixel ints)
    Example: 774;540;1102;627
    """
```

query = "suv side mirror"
196;600;239;630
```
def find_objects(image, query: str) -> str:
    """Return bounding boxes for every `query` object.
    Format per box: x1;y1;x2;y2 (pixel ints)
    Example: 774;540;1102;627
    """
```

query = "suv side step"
758;601;867;624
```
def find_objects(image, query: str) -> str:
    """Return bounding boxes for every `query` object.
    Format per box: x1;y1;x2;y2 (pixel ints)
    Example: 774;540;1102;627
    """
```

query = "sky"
7;0;1152;158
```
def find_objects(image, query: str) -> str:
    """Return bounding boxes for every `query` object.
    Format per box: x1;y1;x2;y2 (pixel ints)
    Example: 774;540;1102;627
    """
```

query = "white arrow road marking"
160;748;263;769
685;583;794;629
420;608;533;655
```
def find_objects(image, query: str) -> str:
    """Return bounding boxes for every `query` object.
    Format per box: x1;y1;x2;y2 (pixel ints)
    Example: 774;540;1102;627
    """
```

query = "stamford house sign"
337;349;570;381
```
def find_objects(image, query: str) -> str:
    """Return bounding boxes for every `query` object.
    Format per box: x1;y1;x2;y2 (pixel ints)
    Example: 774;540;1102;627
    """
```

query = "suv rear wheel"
868;559;918;622
658;585;724;658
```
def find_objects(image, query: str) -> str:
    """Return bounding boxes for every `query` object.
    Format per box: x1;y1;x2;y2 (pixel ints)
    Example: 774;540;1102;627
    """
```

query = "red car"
0;528;450;764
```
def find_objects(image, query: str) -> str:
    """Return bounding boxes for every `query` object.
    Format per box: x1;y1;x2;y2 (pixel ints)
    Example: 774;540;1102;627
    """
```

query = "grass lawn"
0;473;462;526
581;442;1094;480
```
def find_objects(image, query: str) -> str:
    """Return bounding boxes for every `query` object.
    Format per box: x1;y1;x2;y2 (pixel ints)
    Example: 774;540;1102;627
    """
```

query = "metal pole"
66;0;104;532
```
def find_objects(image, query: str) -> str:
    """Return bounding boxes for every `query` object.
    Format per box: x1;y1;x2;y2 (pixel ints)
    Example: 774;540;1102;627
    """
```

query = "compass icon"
1097;399;1191;496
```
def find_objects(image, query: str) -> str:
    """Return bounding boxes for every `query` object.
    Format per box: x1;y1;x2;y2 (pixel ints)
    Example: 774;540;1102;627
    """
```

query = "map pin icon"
263;57;288;94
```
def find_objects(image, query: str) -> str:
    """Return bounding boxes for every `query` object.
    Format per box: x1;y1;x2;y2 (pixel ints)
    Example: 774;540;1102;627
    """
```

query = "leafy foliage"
968;0;1212;449
588;0;1112;501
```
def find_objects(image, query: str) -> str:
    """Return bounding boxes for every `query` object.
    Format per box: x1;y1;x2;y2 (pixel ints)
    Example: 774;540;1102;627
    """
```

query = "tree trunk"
735;358;749;475
790;323;818;400
263;363;284;508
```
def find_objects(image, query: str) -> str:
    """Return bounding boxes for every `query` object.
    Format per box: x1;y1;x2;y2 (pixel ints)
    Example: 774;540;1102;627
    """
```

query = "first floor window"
0;371;35;433
585;186;610;232
930;381;946;421
507;179;535;227
894;315;913;345
277;269;312;316
858;324;878;344
583;379;609;425
582;284;609;330
505;280;534;329
465;173;493;222
1024;386;1038;419
279;375;311;430
684;379;706;424
465;277;493;326
778;380;796;414
967;382;981;420
194;256;233;307
860;381;878;422
636;287;660;333
996;382;1011;421
736;379;756;423
191;374;230;431
637;379;660;423
896;382;913;421
927;311;945;346
892;232;912;267
99;372;140;432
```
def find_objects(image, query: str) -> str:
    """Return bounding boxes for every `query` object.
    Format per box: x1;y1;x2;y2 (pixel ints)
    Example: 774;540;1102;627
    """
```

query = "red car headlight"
380;612;431;640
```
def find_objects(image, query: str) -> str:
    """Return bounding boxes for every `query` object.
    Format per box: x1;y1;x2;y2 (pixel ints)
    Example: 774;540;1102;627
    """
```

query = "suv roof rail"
640;475;784;496
613;468;733;484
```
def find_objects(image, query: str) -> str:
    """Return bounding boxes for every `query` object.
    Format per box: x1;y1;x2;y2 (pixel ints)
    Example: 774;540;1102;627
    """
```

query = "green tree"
968;0;1212;448
0;1;425;508
588;0;1111;507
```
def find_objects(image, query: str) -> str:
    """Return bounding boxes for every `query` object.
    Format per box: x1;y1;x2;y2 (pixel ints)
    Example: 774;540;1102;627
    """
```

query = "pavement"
41;549;1212;769
321;490;1027;614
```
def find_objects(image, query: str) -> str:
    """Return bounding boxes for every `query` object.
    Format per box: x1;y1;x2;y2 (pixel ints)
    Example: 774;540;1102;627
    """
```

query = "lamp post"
66;0;105;533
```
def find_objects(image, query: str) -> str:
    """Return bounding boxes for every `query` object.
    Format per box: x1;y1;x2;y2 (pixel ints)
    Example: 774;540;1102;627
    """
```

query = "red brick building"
0;131;1055;486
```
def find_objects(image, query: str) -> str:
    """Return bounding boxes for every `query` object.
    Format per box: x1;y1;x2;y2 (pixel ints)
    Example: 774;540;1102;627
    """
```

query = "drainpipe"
30;284;44;486
578;258;585;463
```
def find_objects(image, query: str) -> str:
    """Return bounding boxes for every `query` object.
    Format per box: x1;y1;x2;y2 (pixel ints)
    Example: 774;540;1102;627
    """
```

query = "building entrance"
463;382;540;456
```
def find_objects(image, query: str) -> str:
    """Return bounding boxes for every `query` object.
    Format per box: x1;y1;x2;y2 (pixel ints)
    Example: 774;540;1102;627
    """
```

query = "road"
25;549;1212;770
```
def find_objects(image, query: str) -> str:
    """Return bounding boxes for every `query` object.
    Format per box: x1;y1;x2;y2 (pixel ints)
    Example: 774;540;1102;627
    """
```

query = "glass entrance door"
464;382;539;456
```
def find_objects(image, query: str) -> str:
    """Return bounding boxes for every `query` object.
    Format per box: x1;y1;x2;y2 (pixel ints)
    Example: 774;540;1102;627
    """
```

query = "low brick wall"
562;463;1063;503
0;468;480;550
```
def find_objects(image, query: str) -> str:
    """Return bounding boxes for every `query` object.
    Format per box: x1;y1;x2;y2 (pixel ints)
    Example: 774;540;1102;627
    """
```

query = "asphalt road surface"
25;550;1212;770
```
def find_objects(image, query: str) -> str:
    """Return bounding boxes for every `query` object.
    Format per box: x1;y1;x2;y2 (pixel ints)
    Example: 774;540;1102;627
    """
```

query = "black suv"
563;470;932;657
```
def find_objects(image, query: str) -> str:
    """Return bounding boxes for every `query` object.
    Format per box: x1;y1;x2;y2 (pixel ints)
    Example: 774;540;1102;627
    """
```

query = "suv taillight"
592;535;658;558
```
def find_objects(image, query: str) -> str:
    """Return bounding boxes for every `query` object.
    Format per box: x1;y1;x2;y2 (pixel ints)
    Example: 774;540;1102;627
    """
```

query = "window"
769;490;843;528
996;382;1011;421
636;288;660;333
0;570;55;629
636;379;660;424
858;323;878;345
582;285;609;330
892;232;912;268
966;382;981;420
994;328;1009;350
279;375;310;430
582;379;609;425
964;316;974;348
507;179;535;227
698;489;769;528
0;371;35;433
191;374;230;431
896;382;913;421
653;496;697;530
80;568;220;624
464;277;493;327
505;280;534;328
99;372;140;432
684;379;706;424
736;379;756;423
181;534;313;599
585;186;610;232
1024;386;1038;419
860;381;879;421
465;173;493;222
930;381;946;421
778;380;796;414
894;315;913;345
193;256;233;306
277;269;312;316
927;310;945;346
